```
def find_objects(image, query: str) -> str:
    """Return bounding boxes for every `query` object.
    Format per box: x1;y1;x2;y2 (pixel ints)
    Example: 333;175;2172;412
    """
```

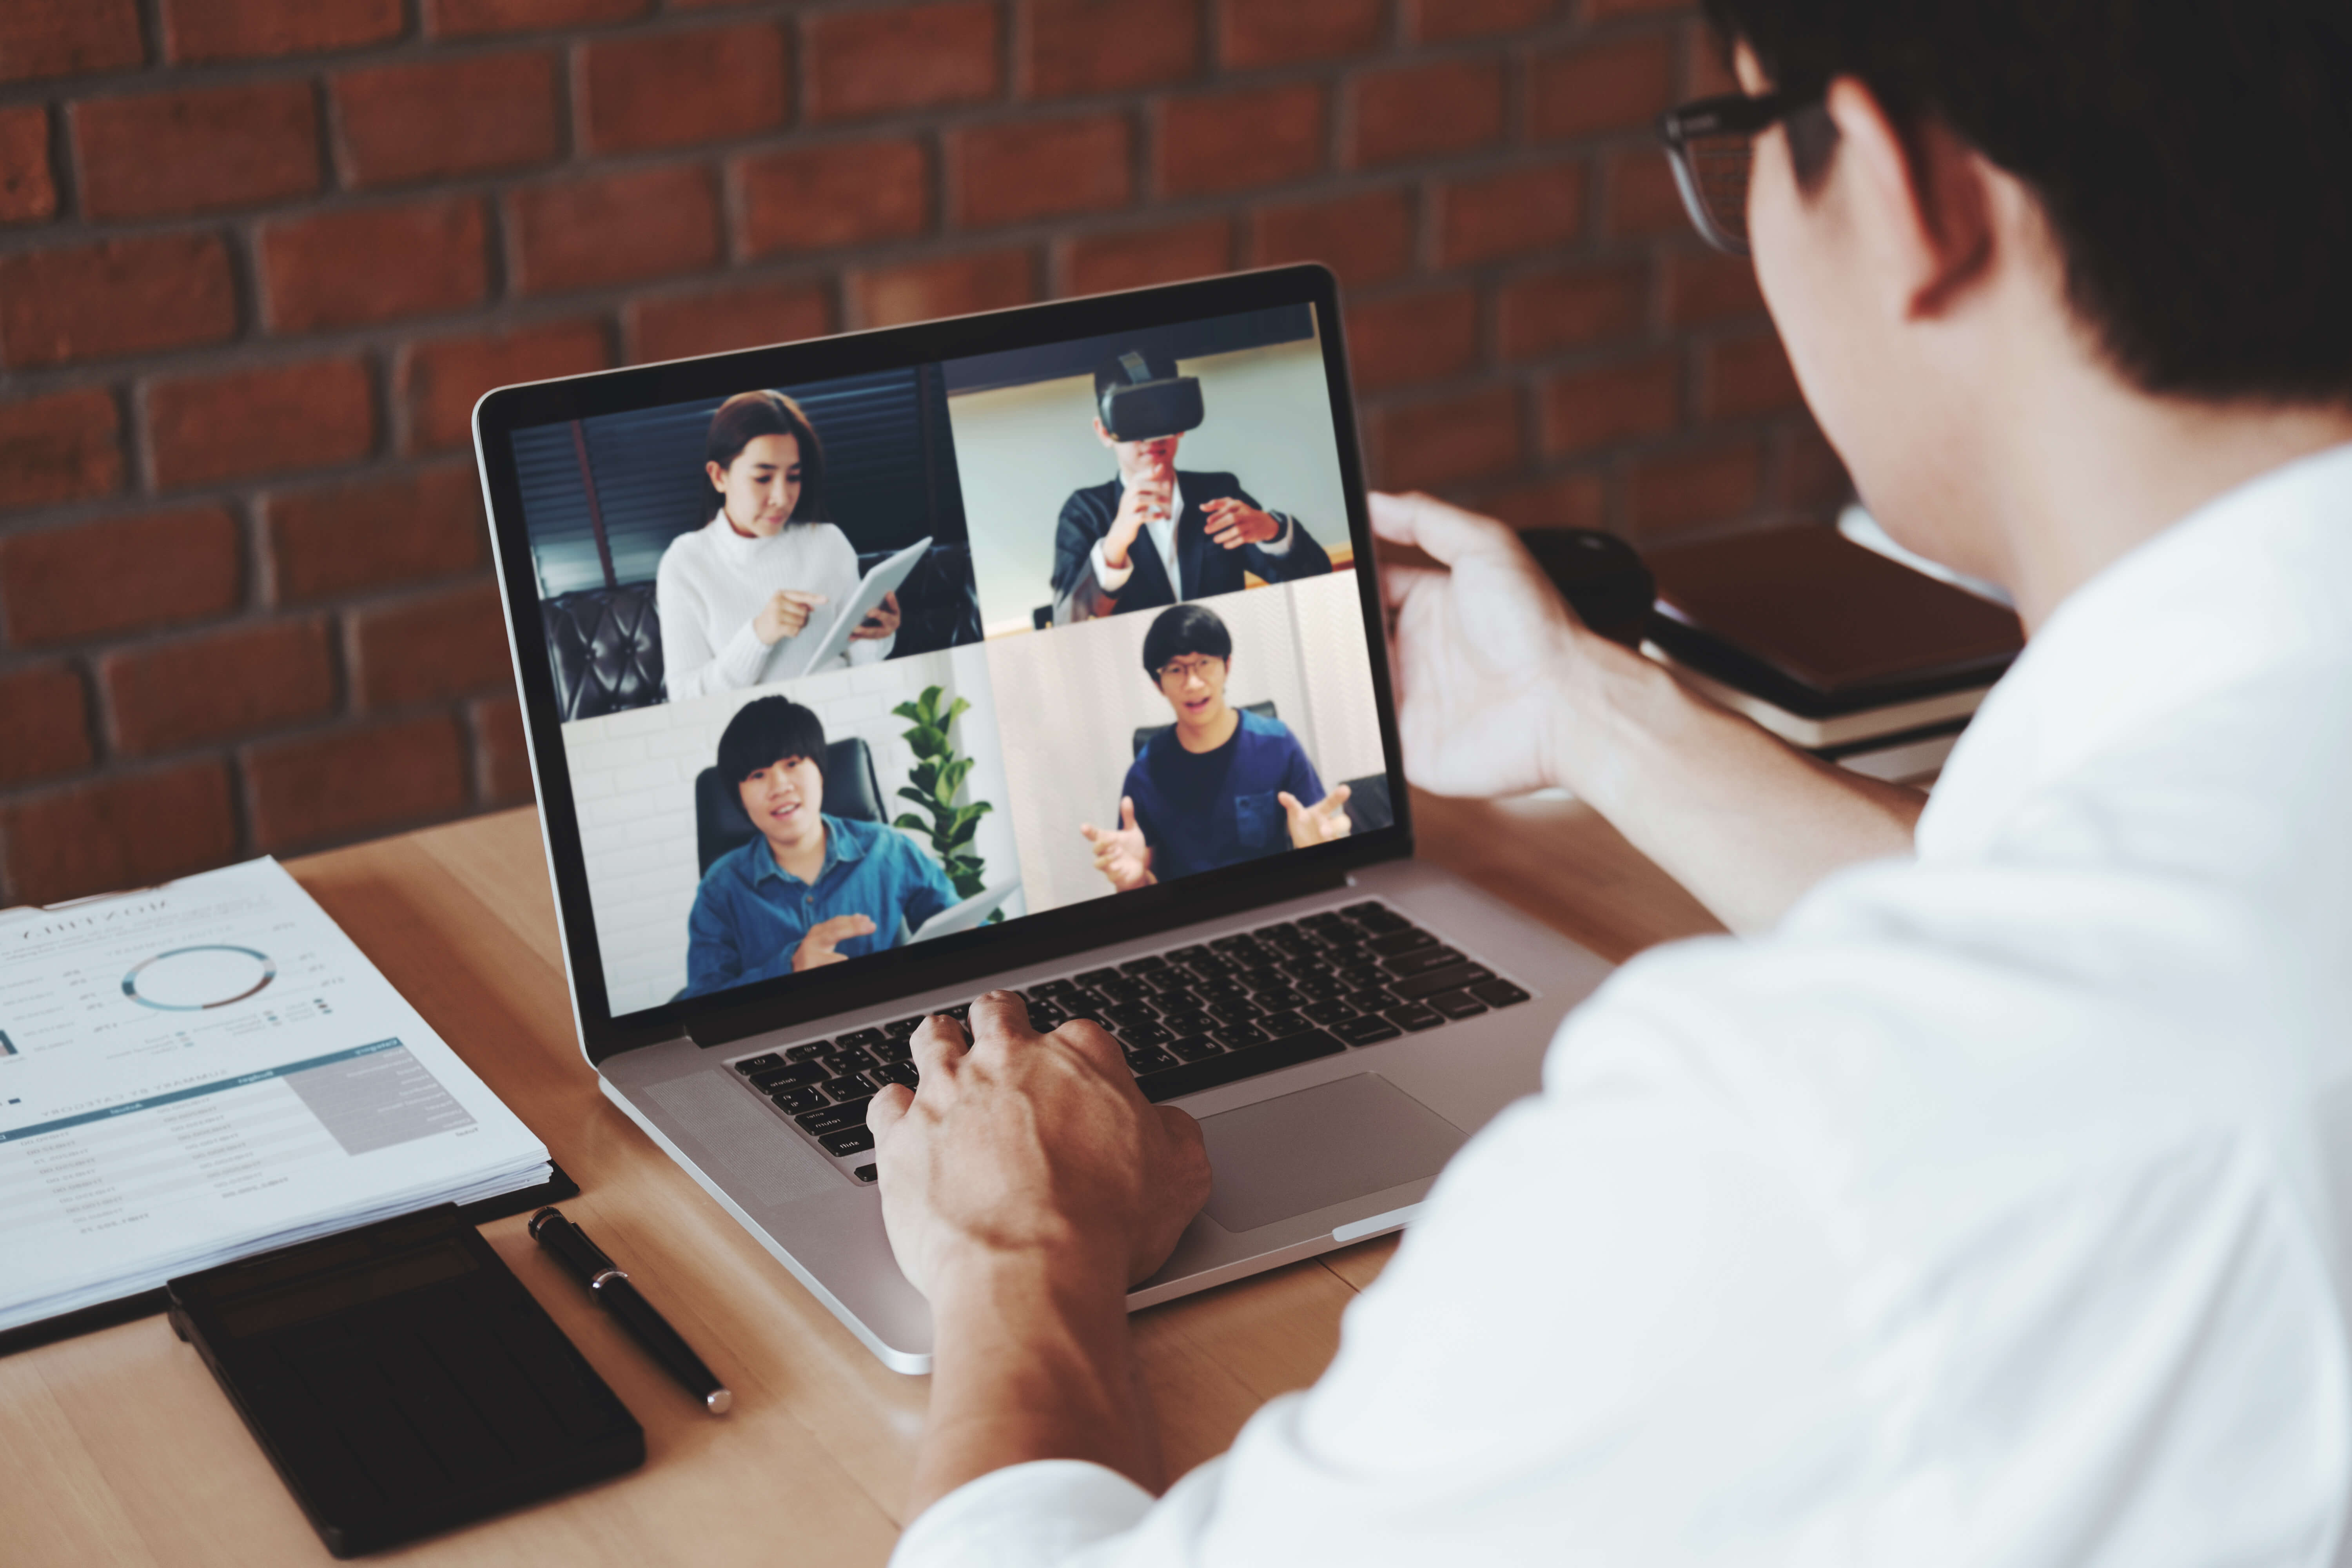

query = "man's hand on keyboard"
867;991;1210;1299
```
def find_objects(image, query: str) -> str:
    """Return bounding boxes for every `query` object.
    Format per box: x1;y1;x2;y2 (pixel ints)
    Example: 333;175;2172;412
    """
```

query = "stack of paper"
0;858;550;1333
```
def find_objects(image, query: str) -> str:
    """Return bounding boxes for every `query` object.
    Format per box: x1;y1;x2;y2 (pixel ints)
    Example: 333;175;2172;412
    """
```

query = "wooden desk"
0;795;1719;1566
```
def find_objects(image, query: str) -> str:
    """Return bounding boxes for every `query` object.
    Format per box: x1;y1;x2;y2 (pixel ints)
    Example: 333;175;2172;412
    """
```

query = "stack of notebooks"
0;858;559;1350
1640;523;2026;782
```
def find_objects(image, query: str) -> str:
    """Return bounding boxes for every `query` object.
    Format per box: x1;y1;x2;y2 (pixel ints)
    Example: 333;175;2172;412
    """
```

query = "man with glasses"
1080;602;1351;894
876;2;2352;1561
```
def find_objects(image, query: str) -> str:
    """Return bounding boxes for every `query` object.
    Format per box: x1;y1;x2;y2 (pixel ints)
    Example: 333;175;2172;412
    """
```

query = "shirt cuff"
1255;512;1297;556
848;628;896;666
719;619;771;687
1090;536;1137;593
890;1460;1155;1568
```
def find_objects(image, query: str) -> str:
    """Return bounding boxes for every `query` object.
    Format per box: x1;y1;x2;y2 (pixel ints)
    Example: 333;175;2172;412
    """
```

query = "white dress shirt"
1089;475;1296;596
894;443;2352;1567
655;512;894;701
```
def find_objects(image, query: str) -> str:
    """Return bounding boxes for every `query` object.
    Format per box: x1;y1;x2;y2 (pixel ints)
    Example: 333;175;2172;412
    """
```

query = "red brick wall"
0;0;1844;907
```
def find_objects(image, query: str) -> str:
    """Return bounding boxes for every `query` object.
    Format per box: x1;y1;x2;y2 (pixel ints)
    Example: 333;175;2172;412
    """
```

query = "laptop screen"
503;294;1394;1022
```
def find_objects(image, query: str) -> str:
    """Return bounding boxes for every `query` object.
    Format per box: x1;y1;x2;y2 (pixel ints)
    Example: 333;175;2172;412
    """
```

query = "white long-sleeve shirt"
656;512;894;700
895;443;2352;1566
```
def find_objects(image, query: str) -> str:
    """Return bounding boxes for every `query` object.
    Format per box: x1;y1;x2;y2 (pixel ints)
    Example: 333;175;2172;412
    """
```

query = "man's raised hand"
1079;797;1154;891
866;993;1212;1299
792;913;874;971
1370;490;1588;800
1278;785;1353;848
1105;471;1174;570
1203;497;1281;550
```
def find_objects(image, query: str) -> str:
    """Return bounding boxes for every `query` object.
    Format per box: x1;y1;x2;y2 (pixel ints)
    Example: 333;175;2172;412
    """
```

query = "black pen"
530;1207;733;1416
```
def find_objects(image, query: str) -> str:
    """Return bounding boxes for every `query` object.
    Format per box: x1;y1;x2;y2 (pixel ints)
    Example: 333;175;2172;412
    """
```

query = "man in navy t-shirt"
1081;603;1354;891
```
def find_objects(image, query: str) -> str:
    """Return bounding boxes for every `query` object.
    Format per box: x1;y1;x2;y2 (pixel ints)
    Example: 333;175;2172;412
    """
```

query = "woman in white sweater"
657;390;900;700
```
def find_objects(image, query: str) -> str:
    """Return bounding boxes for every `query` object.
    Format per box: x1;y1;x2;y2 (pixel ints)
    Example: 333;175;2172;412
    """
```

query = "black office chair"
693;737;888;878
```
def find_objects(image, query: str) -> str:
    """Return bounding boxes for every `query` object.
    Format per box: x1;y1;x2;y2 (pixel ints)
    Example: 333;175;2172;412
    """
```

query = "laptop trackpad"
1199;1074;1466;1234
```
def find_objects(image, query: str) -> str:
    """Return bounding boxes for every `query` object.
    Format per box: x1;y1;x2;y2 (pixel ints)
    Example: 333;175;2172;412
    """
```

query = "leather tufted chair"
540;583;665;721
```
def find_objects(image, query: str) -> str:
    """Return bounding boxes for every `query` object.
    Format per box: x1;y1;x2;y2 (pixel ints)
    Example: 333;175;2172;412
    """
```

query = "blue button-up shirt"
682;815;958;999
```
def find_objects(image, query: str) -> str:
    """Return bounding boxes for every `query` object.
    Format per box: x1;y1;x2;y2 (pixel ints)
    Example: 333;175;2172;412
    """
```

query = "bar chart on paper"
0;859;550;1332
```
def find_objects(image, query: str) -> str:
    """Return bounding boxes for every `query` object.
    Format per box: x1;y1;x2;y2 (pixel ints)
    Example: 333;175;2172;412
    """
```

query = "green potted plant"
891;685;998;918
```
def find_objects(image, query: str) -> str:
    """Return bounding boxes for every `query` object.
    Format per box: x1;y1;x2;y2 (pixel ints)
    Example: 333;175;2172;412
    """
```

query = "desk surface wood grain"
1;793;1719;1566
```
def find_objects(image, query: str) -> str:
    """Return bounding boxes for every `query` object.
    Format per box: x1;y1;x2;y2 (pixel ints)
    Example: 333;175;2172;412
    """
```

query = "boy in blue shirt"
684;696;957;998
1082;603;1353;892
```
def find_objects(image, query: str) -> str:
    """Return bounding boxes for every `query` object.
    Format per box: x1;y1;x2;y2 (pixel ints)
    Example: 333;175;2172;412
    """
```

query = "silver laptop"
473;266;1613;1372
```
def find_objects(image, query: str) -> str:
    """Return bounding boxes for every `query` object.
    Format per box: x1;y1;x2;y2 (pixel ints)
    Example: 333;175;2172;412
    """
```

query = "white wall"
949;334;1352;636
989;574;1387;915
559;650;1026;1015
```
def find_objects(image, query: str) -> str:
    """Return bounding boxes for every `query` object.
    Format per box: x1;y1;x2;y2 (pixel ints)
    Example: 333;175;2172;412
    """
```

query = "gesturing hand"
1203;497;1281;550
1079;797;1155;891
850;589;901;642
1278;785;1353;848
1105;466;1173;570
792;913;874;971
867;993;1212;1299
1370;490;1585;800
754;588;830;646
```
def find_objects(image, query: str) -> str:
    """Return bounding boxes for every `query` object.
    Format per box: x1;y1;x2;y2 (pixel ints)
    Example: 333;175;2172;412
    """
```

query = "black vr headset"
1098;351;1204;442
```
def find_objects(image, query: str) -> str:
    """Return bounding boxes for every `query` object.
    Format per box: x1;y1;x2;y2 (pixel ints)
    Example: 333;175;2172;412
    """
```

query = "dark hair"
704;390;828;518
1702;0;2352;404
1093;349;1180;411
1141;603;1232;677
717;696;828;785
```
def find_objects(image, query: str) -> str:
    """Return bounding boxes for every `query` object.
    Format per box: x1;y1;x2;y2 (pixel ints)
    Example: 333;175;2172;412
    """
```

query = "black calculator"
168;1204;643;1557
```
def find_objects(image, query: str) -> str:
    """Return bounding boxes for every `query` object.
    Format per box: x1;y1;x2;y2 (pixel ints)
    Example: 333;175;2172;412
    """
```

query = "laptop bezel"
472;264;1413;1064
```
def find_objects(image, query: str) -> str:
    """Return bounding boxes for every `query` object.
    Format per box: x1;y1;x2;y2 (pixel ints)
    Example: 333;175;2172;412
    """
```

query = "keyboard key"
837;1028;887;1053
1252;988;1306;1013
883;1016;922;1039
1166;944;1211;966
1160;1009;1214;1038
1303;998;1358;1025
1333;1015;1404;1047
733;1054;784;1076
1213;1020;1270;1049
1105;1001;1160;1027
871;1060;919;1091
1471;978;1532;1009
1352;988;1399;1014
1119;955;1167;975
853;1164;878;1183
1208;996;1262;1023
1078;967;1122;987
1346;904;1409;935
1119;1020;1173;1049
785;1041;833;1063
797;1098;872;1135
749;1062;825;1092
1340;900;1385;920
1383;945;1466;978
1123;1045;1179;1074
872;1037;912;1064
1257;1010;1315;1040
1299;913;1350;935
1425;990;1490;1021
822;1073;877;1100
1383;1002;1446;1031
1136;1028;1346;1103
820;1126;876;1156
1166;1034;1224;1062
1026;1003;1068;1031
821;1049;875;1077
1368;928;1437;957
1294;975;1346;1001
1030;978;1076;998
769;1086;826;1114
1391;962;1495;1000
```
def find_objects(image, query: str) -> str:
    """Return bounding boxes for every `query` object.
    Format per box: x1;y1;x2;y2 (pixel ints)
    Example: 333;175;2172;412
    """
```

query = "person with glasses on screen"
1080;604;1352;893
657;390;901;701
869;3;2352;1563
1049;351;1332;624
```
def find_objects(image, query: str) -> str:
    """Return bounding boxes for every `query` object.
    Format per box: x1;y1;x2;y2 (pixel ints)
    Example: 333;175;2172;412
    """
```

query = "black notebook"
166;1204;642;1558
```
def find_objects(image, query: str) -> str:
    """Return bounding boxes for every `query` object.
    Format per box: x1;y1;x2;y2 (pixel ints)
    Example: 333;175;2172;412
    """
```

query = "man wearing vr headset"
1049;349;1332;623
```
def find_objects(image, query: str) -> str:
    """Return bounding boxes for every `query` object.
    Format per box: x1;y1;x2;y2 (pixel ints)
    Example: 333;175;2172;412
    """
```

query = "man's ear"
1093;417;1116;449
1822;76;1992;323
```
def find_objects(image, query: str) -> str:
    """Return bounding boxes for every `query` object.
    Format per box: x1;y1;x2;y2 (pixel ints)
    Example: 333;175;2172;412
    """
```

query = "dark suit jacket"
1050;470;1332;623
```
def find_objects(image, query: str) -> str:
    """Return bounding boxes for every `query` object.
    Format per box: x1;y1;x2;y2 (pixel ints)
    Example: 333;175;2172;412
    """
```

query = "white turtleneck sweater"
656;512;895;700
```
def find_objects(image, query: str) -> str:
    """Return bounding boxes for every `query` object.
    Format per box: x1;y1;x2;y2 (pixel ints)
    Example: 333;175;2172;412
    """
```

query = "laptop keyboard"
726;900;1532;1178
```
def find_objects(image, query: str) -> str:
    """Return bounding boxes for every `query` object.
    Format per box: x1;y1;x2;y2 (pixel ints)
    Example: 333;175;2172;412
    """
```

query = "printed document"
0;858;550;1331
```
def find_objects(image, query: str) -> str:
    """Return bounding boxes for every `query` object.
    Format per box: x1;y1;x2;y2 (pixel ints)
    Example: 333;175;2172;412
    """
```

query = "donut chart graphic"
122;945;278;1011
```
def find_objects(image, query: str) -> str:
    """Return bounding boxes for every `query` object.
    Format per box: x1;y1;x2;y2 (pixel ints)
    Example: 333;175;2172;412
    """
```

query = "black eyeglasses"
1654;90;1822;256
